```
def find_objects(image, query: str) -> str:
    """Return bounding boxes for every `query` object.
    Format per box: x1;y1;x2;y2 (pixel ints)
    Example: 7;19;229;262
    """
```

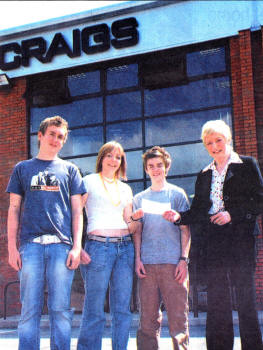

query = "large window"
29;43;232;199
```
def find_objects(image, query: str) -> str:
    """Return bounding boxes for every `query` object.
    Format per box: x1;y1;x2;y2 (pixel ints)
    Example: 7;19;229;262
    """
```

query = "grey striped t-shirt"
133;183;189;264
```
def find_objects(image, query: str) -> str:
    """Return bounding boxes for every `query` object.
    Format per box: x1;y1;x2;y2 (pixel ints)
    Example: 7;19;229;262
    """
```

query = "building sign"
0;17;139;71
1;1;263;79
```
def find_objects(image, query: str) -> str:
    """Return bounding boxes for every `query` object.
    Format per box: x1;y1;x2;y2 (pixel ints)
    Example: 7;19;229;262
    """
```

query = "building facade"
1;0;263;316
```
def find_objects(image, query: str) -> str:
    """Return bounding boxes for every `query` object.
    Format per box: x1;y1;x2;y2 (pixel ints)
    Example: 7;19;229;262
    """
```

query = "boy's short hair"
142;146;171;171
38;116;69;147
201;119;232;143
96;141;127;180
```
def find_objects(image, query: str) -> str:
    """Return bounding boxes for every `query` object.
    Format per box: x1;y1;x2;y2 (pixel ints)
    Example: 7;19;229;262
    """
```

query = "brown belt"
87;234;132;243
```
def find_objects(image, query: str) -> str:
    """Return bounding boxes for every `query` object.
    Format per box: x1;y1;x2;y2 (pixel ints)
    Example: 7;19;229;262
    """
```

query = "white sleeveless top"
83;173;133;233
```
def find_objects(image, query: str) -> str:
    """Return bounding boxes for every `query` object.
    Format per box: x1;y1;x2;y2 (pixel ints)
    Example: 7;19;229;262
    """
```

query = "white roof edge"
0;0;177;41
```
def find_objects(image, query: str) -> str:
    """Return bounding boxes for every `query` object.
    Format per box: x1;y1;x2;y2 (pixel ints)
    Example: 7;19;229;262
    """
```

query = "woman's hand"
131;208;144;221
210;211;231;225
80;248;91;265
163;210;181;223
123;205;144;223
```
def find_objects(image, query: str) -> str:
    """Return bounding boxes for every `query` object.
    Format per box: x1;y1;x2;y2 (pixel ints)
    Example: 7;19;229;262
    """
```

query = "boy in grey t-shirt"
129;146;191;350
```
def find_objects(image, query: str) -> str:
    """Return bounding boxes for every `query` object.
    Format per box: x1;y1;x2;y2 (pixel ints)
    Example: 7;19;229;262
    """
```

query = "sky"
0;1;128;31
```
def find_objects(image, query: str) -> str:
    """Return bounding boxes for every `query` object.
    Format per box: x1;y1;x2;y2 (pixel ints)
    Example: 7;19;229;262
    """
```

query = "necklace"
99;172;121;207
102;175;115;183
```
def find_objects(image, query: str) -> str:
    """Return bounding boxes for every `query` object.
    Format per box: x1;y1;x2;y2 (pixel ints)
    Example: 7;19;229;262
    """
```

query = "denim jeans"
18;242;75;350
77;239;135;350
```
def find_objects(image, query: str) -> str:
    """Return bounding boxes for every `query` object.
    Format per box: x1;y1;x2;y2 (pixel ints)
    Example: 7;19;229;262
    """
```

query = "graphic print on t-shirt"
30;170;60;191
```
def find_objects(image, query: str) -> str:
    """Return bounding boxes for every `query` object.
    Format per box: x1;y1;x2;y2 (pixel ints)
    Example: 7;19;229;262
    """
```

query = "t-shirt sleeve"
176;190;190;213
6;163;24;196
70;166;87;196
82;174;92;195
124;183;133;204
132;194;141;211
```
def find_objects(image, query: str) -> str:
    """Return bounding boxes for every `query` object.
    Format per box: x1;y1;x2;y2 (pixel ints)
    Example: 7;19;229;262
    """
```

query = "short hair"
142;146;171;172
201;120;232;143
96;141;127;180
38;116;69;147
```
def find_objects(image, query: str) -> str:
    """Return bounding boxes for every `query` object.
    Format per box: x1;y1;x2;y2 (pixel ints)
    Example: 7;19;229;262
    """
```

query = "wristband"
179;256;190;265
174;217;181;225
130;216;140;222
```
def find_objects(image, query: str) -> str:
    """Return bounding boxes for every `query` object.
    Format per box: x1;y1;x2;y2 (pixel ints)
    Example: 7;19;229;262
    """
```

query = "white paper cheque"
141;199;171;215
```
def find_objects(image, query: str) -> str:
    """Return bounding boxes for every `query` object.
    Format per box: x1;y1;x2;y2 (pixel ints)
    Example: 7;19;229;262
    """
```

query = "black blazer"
180;155;263;237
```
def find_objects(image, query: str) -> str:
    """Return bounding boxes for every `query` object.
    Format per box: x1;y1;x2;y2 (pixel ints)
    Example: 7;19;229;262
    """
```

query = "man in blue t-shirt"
128;146;191;350
6;116;88;350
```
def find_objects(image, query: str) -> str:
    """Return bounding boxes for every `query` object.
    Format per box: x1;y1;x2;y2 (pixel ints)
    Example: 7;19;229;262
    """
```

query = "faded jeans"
18;242;74;350
137;264;189;350
77;239;134;350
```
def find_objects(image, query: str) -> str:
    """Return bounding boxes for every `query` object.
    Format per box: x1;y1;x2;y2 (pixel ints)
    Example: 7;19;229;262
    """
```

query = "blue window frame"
144;77;230;116
106;91;141;121
29;44;231;199
106;121;142;149
187;47;226;77
145;108;231;146
31;97;103;132
107;64;138;90
68;71;100;96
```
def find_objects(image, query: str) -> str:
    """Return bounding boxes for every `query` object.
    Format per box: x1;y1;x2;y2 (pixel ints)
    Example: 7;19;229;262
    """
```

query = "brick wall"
252;30;263;172
0;77;27;316
230;29;263;307
252;28;263;306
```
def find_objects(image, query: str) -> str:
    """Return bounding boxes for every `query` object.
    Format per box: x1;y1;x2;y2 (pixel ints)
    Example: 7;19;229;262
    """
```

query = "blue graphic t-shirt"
6;157;86;245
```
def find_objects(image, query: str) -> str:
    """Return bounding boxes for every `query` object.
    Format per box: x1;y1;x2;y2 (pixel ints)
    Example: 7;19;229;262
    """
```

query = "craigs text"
0;17;139;70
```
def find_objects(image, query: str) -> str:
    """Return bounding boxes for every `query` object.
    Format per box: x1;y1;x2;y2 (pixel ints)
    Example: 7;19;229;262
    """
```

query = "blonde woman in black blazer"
163;120;263;350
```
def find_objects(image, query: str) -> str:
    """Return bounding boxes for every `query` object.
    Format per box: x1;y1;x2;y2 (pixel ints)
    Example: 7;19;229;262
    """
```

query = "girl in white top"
77;141;135;350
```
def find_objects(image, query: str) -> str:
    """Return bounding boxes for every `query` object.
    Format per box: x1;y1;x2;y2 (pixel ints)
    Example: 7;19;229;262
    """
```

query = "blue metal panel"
1;0;263;78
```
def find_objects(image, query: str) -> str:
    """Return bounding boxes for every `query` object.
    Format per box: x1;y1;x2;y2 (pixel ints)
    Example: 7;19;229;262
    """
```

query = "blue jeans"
77;239;135;350
18;243;75;350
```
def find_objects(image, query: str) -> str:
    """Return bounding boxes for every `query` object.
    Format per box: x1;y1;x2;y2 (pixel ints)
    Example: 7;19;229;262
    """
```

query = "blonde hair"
201;120;232;143
96;141;127;180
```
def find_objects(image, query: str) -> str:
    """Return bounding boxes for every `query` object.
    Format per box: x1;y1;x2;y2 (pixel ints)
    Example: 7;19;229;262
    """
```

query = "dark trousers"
205;223;263;350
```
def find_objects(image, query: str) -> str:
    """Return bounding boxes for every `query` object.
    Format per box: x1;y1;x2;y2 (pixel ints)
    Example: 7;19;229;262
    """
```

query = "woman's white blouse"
203;151;243;215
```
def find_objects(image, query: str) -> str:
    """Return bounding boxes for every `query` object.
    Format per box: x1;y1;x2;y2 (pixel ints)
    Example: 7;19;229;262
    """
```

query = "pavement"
0;311;263;349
